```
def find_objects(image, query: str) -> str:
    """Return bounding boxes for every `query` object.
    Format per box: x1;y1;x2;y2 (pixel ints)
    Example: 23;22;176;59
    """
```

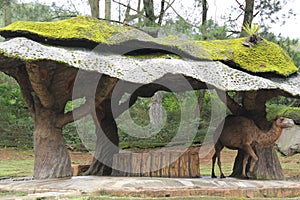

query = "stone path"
1;176;300;199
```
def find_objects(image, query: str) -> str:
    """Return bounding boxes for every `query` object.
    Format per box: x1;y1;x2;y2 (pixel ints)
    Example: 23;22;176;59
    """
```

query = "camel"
211;115;294;179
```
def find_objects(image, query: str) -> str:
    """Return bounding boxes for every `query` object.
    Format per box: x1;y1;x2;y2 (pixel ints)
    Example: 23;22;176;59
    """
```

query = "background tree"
88;0;99;18
228;0;295;37
3;0;12;26
241;0;255;36
105;0;111;20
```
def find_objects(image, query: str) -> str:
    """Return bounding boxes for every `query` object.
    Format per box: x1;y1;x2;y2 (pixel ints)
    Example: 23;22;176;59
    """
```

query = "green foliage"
266;102;300;122
161;18;228;40
242;23;261;36
161;17;195;39
0;73;33;148
117;94;180;146
197;19;228;40
117;90;227;149
63;122;82;146
62;99;87;147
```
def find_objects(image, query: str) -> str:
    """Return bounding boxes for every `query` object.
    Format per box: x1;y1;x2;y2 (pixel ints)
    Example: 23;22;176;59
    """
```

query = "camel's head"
274;116;294;128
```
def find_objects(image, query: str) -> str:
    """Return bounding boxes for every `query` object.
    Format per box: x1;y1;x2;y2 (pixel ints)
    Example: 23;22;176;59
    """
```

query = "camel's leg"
242;153;250;178
217;150;226;178
211;151;217;178
242;144;258;178
212;141;224;178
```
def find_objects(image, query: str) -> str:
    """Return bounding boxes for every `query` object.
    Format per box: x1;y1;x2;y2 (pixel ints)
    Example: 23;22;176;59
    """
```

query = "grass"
200;148;236;177
0;148;34;177
0;159;33;177
0;191;28;197
200;162;234;177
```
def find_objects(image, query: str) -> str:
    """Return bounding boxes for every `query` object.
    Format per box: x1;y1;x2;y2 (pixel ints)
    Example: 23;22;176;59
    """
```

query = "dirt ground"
0;146;299;178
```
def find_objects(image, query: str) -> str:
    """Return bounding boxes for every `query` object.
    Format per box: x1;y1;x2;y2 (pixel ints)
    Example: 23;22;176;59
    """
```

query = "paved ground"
1;176;300;199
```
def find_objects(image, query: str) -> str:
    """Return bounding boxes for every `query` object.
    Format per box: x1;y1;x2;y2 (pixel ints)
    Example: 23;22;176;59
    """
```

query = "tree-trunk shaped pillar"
84;100;119;176
20;62;78;179
33;107;72;179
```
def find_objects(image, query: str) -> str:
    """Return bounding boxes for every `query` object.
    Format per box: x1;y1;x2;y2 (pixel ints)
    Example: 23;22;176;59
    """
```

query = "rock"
276;125;300;156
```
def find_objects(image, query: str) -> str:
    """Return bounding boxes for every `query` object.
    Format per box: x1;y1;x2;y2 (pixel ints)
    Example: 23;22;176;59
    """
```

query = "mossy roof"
197;38;298;77
0;16;135;44
0;16;298;77
1;37;300;98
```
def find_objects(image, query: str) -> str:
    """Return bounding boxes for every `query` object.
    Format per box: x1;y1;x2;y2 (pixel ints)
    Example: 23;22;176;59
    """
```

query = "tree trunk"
105;0;111;20
202;0;208;26
158;0;165;26
150;91;164;129
89;0;100;18
253;145;284;179
84;100;119;176
228;91;285;179
197;90;205;115
230;145;284;180
137;0;142;25
143;0;155;26
4;0;12;26
241;0;254;36
34;108;72;179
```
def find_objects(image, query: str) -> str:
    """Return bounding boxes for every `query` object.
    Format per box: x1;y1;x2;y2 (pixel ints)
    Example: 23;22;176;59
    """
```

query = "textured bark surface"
112;148;200;178
253;145;284;179
84;100;119;176
34;108;72;179
241;0;254;35
26;62;76;179
230;145;284;180
88;0;100;18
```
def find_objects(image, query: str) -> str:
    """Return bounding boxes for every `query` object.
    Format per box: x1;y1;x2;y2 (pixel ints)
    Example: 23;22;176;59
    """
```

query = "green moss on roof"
196;38;298;77
0;16;130;44
0;16;297;77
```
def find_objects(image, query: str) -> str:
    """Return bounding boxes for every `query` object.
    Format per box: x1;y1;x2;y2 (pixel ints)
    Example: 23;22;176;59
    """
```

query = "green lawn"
0;148;34;177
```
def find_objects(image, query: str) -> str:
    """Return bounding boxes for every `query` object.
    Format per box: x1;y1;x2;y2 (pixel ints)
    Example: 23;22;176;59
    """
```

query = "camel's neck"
257;123;283;146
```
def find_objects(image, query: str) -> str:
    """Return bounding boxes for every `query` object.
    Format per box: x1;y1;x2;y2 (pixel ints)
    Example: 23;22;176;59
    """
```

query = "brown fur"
211;115;294;178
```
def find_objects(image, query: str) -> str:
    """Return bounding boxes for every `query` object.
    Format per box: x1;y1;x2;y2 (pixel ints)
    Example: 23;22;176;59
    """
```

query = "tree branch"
164;0;175;13
112;0;140;13
56;100;93;128
164;1;199;28
235;0;245;11
111;0;146;24
216;89;245;115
